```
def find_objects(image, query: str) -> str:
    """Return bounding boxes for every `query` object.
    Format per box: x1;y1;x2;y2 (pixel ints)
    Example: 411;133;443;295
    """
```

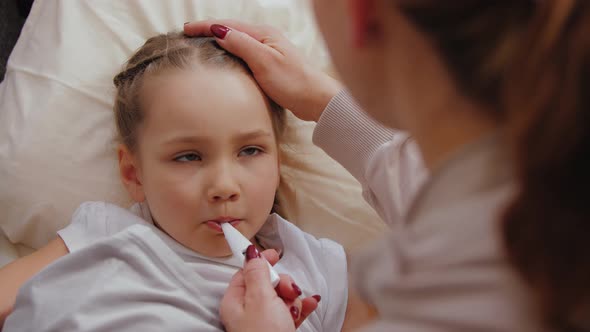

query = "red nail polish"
292;283;302;296
312;294;321;303
245;245;261;261
290;306;299;319
211;24;230;39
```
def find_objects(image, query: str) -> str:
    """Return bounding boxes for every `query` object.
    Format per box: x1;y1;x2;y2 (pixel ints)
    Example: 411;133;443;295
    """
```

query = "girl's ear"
117;144;146;203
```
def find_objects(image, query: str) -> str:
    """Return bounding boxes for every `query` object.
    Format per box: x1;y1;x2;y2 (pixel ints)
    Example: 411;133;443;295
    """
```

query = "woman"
185;0;590;331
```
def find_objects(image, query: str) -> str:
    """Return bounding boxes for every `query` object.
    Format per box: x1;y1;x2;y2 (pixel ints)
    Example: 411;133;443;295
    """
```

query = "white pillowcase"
0;0;386;253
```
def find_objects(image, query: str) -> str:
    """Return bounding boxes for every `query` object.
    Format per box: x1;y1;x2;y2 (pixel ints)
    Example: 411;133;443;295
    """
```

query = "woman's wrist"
313;75;343;122
297;69;342;122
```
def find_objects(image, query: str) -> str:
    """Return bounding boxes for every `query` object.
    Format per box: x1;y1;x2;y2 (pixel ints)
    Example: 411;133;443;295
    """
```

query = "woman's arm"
313;91;427;226
341;263;378;331
0;237;68;326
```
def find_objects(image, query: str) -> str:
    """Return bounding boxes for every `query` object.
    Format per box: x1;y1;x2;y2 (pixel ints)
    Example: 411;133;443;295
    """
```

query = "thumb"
220;269;245;322
242;255;277;301
211;24;275;71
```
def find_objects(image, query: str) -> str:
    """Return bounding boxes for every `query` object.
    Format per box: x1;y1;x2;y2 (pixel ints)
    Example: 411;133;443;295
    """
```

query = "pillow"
0;0;386;253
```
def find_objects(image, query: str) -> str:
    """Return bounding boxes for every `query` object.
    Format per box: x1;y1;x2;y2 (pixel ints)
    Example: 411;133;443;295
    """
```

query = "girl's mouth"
205;219;241;233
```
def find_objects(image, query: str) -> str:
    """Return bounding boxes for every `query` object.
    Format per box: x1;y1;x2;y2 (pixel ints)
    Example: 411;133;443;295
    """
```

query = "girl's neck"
253;236;266;253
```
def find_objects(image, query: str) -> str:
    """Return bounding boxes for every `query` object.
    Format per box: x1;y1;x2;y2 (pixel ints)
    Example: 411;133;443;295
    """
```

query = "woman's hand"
220;246;320;331
184;20;342;122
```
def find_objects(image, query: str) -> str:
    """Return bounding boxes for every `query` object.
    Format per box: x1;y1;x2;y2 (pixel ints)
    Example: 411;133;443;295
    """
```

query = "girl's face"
119;66;280;257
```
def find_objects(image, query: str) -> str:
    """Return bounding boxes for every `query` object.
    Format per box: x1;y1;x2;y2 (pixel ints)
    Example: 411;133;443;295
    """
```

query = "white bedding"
0;0;387;267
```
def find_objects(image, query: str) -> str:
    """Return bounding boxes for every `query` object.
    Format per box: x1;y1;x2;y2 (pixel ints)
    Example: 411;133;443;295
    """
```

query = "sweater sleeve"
312;90;427;226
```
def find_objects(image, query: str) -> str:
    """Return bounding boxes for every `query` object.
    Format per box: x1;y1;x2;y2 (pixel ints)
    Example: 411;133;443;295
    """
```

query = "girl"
0;33;369;331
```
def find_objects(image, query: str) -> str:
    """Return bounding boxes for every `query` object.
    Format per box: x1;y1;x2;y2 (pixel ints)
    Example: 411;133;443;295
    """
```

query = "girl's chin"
187;242;233;258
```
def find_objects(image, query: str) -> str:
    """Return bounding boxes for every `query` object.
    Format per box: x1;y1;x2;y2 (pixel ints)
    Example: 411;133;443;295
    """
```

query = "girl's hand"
184;20;342;122
220;246;320;331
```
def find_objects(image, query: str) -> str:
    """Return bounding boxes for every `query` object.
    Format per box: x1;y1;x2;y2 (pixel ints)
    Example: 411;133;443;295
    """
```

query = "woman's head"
315;0;590;328
113;32;284;257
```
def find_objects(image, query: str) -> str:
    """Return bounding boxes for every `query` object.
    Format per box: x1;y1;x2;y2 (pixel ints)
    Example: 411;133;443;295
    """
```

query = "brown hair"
400;1;590;329
113;32;285;153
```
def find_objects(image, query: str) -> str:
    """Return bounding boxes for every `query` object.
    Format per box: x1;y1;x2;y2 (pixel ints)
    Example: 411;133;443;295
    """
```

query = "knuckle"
244;258;267;275
261;24;278;33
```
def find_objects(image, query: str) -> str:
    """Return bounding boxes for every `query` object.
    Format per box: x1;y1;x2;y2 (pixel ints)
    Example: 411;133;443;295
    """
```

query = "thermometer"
221;222;281;288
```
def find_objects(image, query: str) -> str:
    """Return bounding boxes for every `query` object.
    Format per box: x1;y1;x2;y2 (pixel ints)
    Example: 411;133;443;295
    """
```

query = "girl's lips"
206;220;241;233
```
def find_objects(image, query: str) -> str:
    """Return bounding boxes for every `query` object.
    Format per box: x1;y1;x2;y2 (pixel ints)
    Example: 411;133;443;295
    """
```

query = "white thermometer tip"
221;222;280;288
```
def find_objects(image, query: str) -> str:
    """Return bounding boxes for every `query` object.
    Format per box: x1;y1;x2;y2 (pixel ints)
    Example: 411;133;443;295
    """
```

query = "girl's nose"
207;164;241;203
210;190;240;203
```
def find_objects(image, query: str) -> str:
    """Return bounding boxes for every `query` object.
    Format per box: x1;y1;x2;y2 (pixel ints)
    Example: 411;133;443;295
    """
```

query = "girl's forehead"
146;67;268;109
139;68;276;140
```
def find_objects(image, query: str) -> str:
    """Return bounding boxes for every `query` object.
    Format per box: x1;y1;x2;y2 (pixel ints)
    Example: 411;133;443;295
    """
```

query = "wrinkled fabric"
4;202;347;332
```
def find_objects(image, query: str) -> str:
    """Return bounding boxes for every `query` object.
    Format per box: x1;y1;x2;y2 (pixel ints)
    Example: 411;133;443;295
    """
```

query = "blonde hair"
113;32;285;152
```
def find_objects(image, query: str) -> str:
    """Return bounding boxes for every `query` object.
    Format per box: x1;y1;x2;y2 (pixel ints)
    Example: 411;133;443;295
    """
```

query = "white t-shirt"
4;201;347;332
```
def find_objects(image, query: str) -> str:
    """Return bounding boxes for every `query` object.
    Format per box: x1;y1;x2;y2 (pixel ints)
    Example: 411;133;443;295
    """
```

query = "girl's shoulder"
71;201;150;225
58;201;149;252
259;213;347;289
259;213;344;255
72;201;146;218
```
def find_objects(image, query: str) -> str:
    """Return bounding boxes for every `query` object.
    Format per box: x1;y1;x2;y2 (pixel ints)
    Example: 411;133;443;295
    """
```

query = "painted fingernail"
184;22;189;25
312;294;322;303
292;283;302;296
245;245;261;261
211;24;230;39
290;306;300;320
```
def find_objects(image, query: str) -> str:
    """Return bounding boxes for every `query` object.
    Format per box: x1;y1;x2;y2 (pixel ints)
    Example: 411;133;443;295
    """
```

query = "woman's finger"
242;250;277;301
275;273;301;301
297;296;320;328
184;20;276;41
286;297;303;326
208;25;283;72
260;249;280;266
219;269;245;324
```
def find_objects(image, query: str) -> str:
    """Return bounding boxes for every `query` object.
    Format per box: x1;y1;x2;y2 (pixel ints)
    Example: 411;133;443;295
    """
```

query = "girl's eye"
174;153;201;162
239;147;263;157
